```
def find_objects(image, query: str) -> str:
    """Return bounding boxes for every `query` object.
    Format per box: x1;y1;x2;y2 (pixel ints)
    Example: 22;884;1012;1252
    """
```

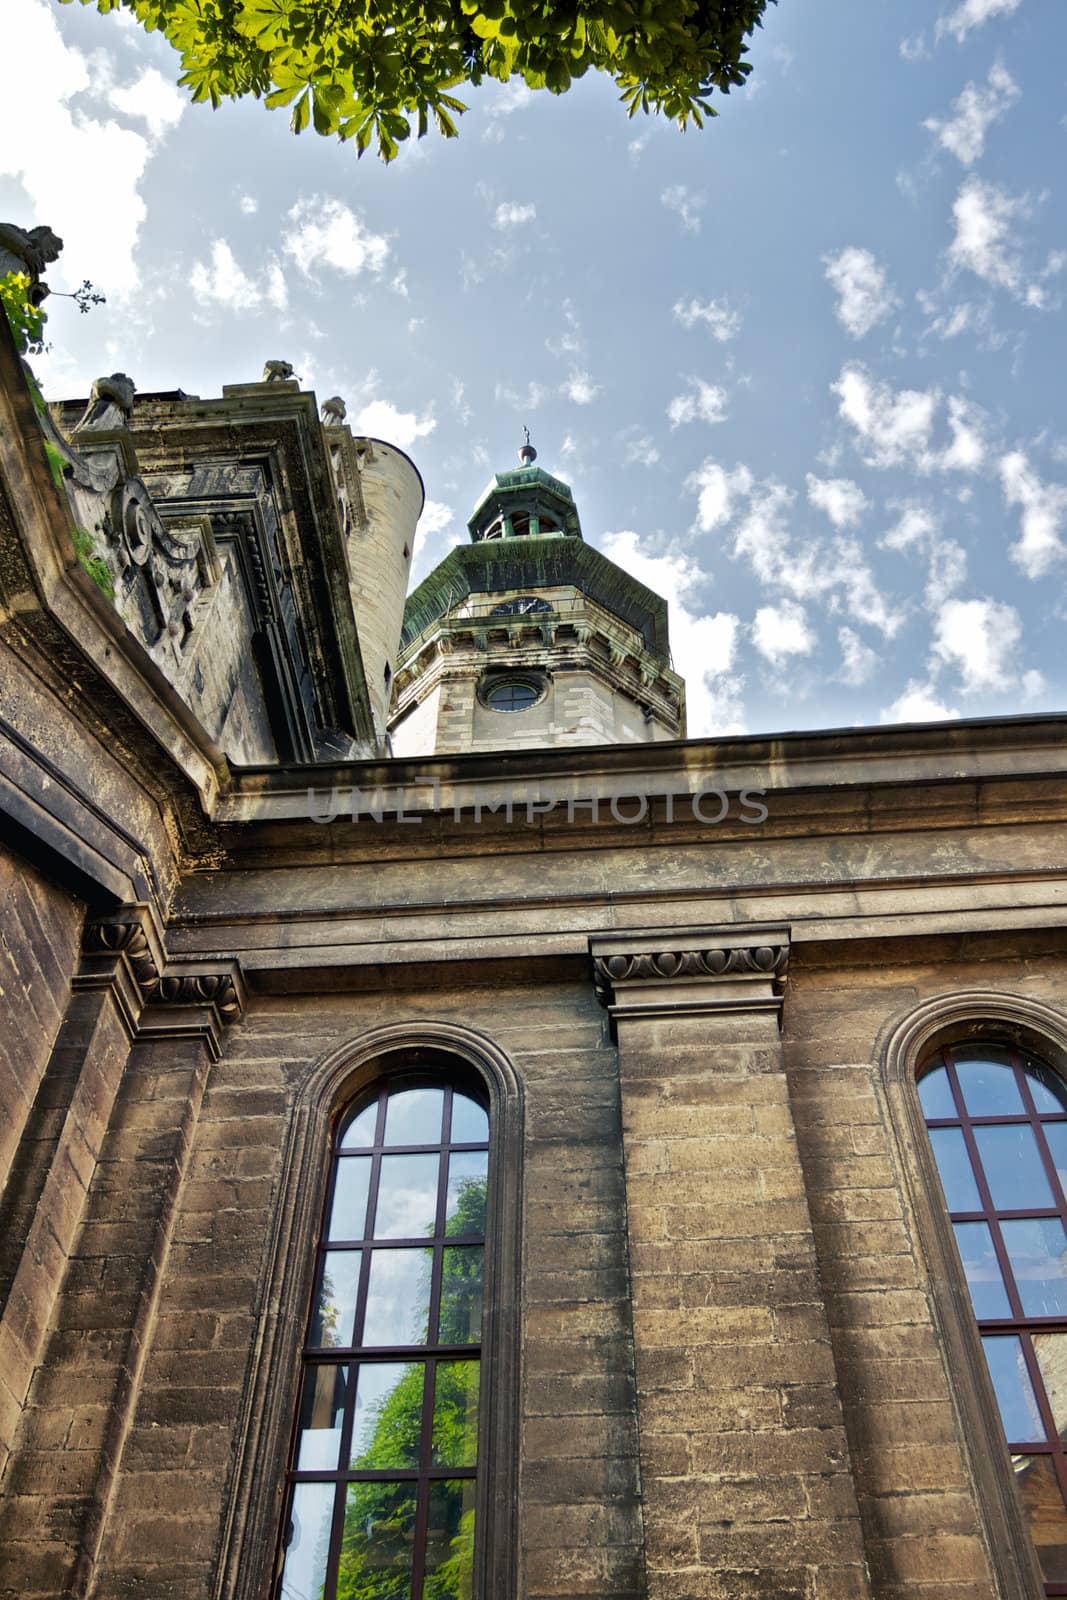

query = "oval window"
485;678;539;712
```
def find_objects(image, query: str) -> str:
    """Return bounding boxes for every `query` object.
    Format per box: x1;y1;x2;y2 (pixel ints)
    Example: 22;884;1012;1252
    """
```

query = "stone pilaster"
0;948;243;1600
592;926;872;1600
0;907;164;1482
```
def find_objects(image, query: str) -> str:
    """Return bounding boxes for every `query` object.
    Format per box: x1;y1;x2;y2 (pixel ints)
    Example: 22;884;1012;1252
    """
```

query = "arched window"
277;1074;490;1600
919;1042;1067;1593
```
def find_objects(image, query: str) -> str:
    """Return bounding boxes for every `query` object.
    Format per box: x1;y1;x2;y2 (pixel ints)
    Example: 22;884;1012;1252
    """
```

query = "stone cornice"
78;905;244;1043
590;926;790;1024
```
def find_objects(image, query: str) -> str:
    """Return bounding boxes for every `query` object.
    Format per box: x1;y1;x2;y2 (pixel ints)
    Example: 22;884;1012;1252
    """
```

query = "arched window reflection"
920;1043;1067;1592
277;1077;489;1600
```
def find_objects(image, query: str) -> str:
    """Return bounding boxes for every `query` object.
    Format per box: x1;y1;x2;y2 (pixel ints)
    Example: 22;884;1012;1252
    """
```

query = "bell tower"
389;440;685;756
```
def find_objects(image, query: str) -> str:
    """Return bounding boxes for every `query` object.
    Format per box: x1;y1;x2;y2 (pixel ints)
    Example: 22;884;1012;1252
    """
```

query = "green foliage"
71;525;116;599
64;0;773;161
0;272;47;354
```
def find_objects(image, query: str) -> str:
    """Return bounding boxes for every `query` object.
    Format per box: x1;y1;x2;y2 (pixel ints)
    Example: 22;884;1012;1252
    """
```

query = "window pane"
424;1480;477;1600
1028;1062;1067;1115
918;1065;957;1119
311;1251;361;1348
329;1157;372;1241
336;1481;417;1600
374;1154;440;1239
450;1093;489;1144
445;1153;488;1235
974;1125;1055;1210
1034;1334;1067;1439
954;1222;1011;1317
1015;1454;1067;1585
296;1365;349;1470
1044;1124;1067;1204
954;1054;1025;1116
340;1101;379;1149
432;1360;480;1467
385;1087;445;1146
929;1127;982;1212
280;1482;335;1600
981;1335;1044;1443
1030;1068;1067;1120
437;1247;484;1345
1002;1219;1067;1317
363;1248;433;1347
350;1362;424;1469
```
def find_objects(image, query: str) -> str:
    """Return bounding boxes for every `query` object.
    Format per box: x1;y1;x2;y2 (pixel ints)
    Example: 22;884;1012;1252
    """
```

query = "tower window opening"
483;677;541;713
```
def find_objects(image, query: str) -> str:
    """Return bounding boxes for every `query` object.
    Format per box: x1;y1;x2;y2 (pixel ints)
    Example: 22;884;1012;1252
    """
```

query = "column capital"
77;906;244;1047
590;924;790;1025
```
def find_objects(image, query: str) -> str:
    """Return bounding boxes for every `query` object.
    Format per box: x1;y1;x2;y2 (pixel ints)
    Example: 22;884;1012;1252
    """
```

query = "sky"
2;0;1066;739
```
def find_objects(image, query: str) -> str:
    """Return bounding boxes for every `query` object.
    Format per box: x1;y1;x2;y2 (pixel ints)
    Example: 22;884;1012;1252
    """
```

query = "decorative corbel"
590;925;790;1029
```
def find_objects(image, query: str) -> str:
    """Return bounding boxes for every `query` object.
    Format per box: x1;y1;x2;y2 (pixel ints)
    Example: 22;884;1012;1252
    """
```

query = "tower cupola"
389;445;685;756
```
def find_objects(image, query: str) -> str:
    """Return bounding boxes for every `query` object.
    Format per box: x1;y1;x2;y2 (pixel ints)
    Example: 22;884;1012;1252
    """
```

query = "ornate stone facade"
3;278;1067;1600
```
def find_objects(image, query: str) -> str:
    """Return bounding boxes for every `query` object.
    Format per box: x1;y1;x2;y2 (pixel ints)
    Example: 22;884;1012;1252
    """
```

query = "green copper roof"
400;538;670;661
467;462;583;542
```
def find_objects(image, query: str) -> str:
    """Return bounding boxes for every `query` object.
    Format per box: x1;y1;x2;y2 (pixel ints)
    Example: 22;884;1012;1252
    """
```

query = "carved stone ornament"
81;913;243;1027
321;395;347;425
590;927;790;1022
262;359;296;382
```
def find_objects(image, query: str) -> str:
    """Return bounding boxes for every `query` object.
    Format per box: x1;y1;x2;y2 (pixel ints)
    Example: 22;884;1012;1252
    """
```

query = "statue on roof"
0;222;64;307
262;359;296;383
74;373;136;432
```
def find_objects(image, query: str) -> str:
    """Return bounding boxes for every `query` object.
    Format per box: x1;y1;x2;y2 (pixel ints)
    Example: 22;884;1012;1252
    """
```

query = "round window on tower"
479;673;546;713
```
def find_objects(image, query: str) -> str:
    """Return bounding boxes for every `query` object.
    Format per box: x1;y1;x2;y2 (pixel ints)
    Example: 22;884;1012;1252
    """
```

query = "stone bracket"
590;924;790;1029
77;904;244;1046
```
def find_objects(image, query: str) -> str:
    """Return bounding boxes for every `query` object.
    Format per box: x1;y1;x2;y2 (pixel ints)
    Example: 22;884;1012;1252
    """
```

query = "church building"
2;244;1067;1600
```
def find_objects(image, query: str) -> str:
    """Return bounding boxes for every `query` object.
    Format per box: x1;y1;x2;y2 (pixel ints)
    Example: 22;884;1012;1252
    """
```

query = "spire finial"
518;427;537;467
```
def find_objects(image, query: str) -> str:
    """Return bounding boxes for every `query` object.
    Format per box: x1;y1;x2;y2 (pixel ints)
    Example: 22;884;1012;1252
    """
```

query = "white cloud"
560;370;600;405
837;626;879;686
924;62;1019;165
494;380;548;411
108;66;186;141
900;35;930;61
601;529;743;736
806;473;869;529
354;396;436;449
493;201;536;230
412;497;454;563
925;537;968;609
190;239;287;313
752;600;817;666
824;248;898;339
0;2;173;297
282;196;390;279
673;297;741;342
999;451;1067;578
667;378;728;429
240;195;258;215
689;458;902;638
881;503;939;552
882;681;960;724
688;460;755;533
946;178;1059;306
482;80;533;140
936;0;1023;44
661;185;705;233
622;432;660;468
941;396;986;472
833;363;940;471
932;596;1021;692
879;501;968;610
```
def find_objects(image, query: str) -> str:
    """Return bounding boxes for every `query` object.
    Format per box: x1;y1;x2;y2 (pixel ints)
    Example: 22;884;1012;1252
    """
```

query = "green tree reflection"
336;1179;484;1600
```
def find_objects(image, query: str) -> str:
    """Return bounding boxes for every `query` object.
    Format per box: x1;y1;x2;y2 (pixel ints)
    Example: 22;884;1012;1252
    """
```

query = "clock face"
490;596;552;617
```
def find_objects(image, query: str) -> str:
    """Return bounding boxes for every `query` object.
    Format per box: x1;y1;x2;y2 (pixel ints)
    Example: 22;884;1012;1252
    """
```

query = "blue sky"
2;0;1065;737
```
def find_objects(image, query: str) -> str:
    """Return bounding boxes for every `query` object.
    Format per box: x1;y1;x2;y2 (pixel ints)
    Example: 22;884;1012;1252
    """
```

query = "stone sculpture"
321;396;347;426
0;222;64;305
74;373;136;432
262;359;295;383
